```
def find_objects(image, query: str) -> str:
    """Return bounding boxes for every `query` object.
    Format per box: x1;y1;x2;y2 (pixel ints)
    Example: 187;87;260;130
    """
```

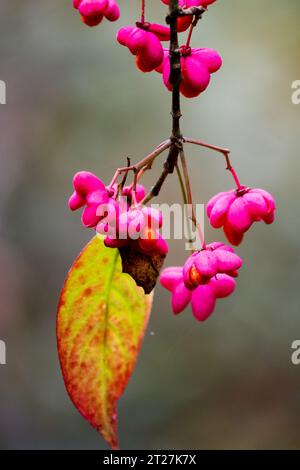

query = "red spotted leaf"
57;236;153;449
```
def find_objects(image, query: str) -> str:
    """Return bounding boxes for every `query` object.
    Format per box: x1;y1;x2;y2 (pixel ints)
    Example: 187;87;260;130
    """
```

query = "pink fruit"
99;203;168;257
117;25;167;73
160;266;236;322
183;243;242;289
207;187;276;246
104;0;120;21
122;184;146;203
74;0;120;27
158;46;222;98
69;171;110;228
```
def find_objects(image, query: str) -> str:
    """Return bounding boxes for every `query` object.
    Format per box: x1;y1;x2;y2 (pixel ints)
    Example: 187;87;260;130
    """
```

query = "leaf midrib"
100;250;119;432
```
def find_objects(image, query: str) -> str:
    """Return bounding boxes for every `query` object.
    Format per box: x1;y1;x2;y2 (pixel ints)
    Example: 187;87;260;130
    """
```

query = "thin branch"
183;137;242;189
168;0;182;143
141;140;183;204
115;157;131;198
176;163;195;251
179;149;206;249
175;163;188;205
184;137;231;155
184;4;204;49
177;6;207;17
130;168;138;205
141;0;145;23
141;166;170;205
120;157;130;187
185;23;194;49
108;139;172;189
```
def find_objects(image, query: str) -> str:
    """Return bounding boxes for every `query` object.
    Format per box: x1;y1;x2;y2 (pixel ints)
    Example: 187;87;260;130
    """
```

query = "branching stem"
184;137;242;189
108;139;171;190
109;2;241;213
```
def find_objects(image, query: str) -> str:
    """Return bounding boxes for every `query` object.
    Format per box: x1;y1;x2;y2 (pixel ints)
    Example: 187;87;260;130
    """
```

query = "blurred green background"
0;0;299;450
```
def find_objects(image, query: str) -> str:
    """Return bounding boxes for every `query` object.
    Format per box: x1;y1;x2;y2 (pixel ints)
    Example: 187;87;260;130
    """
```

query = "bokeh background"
0;0;299;450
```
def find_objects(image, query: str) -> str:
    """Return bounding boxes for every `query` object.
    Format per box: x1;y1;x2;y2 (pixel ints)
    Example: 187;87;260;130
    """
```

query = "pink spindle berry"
207;187;276;246
108;183;146;204
183;243;242;289
121;184;146;203
117;25;167;73
104;0;120;21
157;46;222;98
97;204;168;257
160;267;236;322
69;171;110;227
69;171;149;229
69;171;168;257
74;0;120;28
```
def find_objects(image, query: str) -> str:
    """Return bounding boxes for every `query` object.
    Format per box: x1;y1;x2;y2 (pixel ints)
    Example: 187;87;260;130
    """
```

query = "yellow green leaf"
57;236;153;449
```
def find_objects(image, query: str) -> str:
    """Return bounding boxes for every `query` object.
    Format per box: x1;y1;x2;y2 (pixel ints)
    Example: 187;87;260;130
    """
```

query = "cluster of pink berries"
69;0;277;323
160;186;276;322
117;25;170;73
161;243;241;321
117;0;221;97
69;171;276;322
73;0;120;27
72;0;221;98
69;171;168;257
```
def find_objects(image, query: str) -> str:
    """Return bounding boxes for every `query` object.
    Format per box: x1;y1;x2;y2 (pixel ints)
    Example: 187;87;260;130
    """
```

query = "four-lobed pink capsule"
207;187;276;246
117;25;169;73
157;46;222;98
160;242;241;321
160;267;236;322
73;0;120;27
